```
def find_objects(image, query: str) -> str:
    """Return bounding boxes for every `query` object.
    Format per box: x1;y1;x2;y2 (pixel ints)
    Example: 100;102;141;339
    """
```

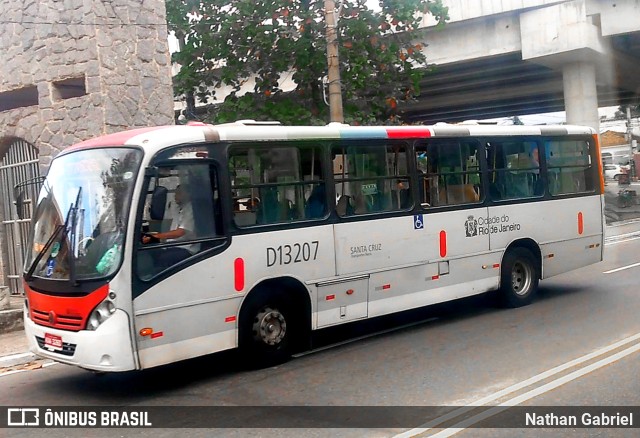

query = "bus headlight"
86;292;117;331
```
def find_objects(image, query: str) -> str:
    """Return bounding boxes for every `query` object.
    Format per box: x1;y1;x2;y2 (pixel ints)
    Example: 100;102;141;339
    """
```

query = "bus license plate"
44;333;63;351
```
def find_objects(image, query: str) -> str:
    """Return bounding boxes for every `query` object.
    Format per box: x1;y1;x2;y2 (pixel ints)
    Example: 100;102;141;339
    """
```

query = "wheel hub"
511;261;532;296
253;307;286;346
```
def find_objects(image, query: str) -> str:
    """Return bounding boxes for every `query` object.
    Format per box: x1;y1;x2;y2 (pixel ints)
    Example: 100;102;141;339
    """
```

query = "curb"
0;352;37;369
0;308;23;335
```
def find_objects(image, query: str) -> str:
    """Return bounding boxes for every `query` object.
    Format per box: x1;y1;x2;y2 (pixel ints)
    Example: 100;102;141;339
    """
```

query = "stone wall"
0;0;175;293
0;0;174;170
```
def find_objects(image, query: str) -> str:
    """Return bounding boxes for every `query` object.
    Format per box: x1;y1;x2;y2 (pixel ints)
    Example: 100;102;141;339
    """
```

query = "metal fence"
1;139;40;296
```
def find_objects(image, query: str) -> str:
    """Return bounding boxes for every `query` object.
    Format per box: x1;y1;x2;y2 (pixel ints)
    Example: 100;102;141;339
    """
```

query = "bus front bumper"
24;307;136;372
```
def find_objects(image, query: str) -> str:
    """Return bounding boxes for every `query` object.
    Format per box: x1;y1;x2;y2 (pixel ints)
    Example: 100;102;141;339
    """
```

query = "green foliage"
167;0;448;125
614;105;640;120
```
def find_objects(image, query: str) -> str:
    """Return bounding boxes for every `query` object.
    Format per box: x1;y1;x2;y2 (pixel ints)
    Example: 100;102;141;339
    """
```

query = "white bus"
19;121;604;372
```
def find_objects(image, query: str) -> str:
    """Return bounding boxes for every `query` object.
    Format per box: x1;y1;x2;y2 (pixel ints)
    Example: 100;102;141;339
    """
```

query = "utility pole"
628;107;635;180
324;0;344;123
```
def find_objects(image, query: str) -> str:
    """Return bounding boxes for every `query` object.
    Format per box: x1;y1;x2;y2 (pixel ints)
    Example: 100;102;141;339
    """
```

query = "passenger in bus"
305;185;326;218
142;184;196;267
396;180;411;209
530;146;544;196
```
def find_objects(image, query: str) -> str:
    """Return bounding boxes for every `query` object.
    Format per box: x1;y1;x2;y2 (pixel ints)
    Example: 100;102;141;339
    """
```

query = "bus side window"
418;140;482;207
546;139;595;196
229;144;327;226
333;142;411;216
488;140;541;200
137;163;223;279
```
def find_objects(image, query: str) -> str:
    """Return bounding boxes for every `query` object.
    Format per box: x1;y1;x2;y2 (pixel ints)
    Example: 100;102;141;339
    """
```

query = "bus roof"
61;122;597;156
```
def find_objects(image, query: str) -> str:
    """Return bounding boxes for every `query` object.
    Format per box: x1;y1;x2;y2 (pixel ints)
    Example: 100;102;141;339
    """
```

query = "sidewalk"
0;295;36;372
2;218;640;372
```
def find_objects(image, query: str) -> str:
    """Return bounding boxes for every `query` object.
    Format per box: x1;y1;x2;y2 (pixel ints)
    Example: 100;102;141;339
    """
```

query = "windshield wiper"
25;205;73;281
25;187;83;283
68;187;82;285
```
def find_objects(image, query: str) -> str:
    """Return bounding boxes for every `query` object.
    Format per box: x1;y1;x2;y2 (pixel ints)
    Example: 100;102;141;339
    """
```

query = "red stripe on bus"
439;230;447;257
385;127;431;139
578;212;584;235
234;258;245;292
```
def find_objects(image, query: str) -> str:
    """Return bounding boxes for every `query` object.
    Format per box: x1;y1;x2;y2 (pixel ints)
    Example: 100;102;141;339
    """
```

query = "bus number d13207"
267;241;319;267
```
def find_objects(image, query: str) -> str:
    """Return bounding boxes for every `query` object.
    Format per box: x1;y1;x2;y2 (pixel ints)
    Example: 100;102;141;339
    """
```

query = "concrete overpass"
403;0;640;130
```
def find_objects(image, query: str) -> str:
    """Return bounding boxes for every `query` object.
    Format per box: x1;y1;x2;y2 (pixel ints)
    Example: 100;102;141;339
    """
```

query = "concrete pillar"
562;61;600;132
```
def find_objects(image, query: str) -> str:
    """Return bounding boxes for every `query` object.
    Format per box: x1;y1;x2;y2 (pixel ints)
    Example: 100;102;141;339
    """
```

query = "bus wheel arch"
498;239;541;308
238;277;311;367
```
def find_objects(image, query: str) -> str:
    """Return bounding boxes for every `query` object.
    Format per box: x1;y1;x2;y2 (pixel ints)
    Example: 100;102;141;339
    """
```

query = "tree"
614;105;640;120
167;0;448;125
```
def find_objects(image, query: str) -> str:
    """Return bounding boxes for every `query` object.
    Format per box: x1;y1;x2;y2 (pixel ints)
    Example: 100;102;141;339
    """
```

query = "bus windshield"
25;148;142;282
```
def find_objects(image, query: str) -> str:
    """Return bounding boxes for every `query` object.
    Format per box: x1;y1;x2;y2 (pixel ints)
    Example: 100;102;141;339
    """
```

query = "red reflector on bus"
150;331;163;339
225;316;236;323
431;275;439;281
493;263;500;269
326;295;336;301
439;230;447;257
382;284;391;290
346;289;354;295
234;258;245;292
578;212;584;235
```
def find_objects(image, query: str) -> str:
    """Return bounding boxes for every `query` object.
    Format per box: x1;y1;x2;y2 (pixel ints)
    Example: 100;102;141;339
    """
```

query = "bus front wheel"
499;247;539;308
239;294;293;367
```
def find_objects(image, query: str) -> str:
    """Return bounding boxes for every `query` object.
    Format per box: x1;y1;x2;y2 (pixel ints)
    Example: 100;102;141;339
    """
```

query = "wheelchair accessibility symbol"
414;214;424;230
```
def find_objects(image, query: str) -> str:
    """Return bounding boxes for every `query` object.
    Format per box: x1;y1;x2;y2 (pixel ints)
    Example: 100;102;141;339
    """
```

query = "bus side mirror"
14;190;25;220
13;176;44;220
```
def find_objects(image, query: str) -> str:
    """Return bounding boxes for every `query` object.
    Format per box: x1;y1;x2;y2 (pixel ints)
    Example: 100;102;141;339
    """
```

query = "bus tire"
499;247;539;308
239;292;293;368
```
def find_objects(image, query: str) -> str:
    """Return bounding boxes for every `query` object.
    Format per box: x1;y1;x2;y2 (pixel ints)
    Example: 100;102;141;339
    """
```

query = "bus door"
486;139;542;251
414;139;491;289
132;160;231;369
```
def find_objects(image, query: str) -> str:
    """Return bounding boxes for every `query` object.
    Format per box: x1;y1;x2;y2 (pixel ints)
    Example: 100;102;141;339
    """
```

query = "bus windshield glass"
25;147;142;282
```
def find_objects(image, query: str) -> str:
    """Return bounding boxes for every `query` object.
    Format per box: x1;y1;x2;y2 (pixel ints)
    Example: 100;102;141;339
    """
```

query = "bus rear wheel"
499;247;539;308
239;294;293;367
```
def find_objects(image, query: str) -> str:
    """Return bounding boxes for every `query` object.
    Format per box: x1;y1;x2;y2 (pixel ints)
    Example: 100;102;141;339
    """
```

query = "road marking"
603;261;640;274
605;235;640;245
428;341;640;437
394;332;640;438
